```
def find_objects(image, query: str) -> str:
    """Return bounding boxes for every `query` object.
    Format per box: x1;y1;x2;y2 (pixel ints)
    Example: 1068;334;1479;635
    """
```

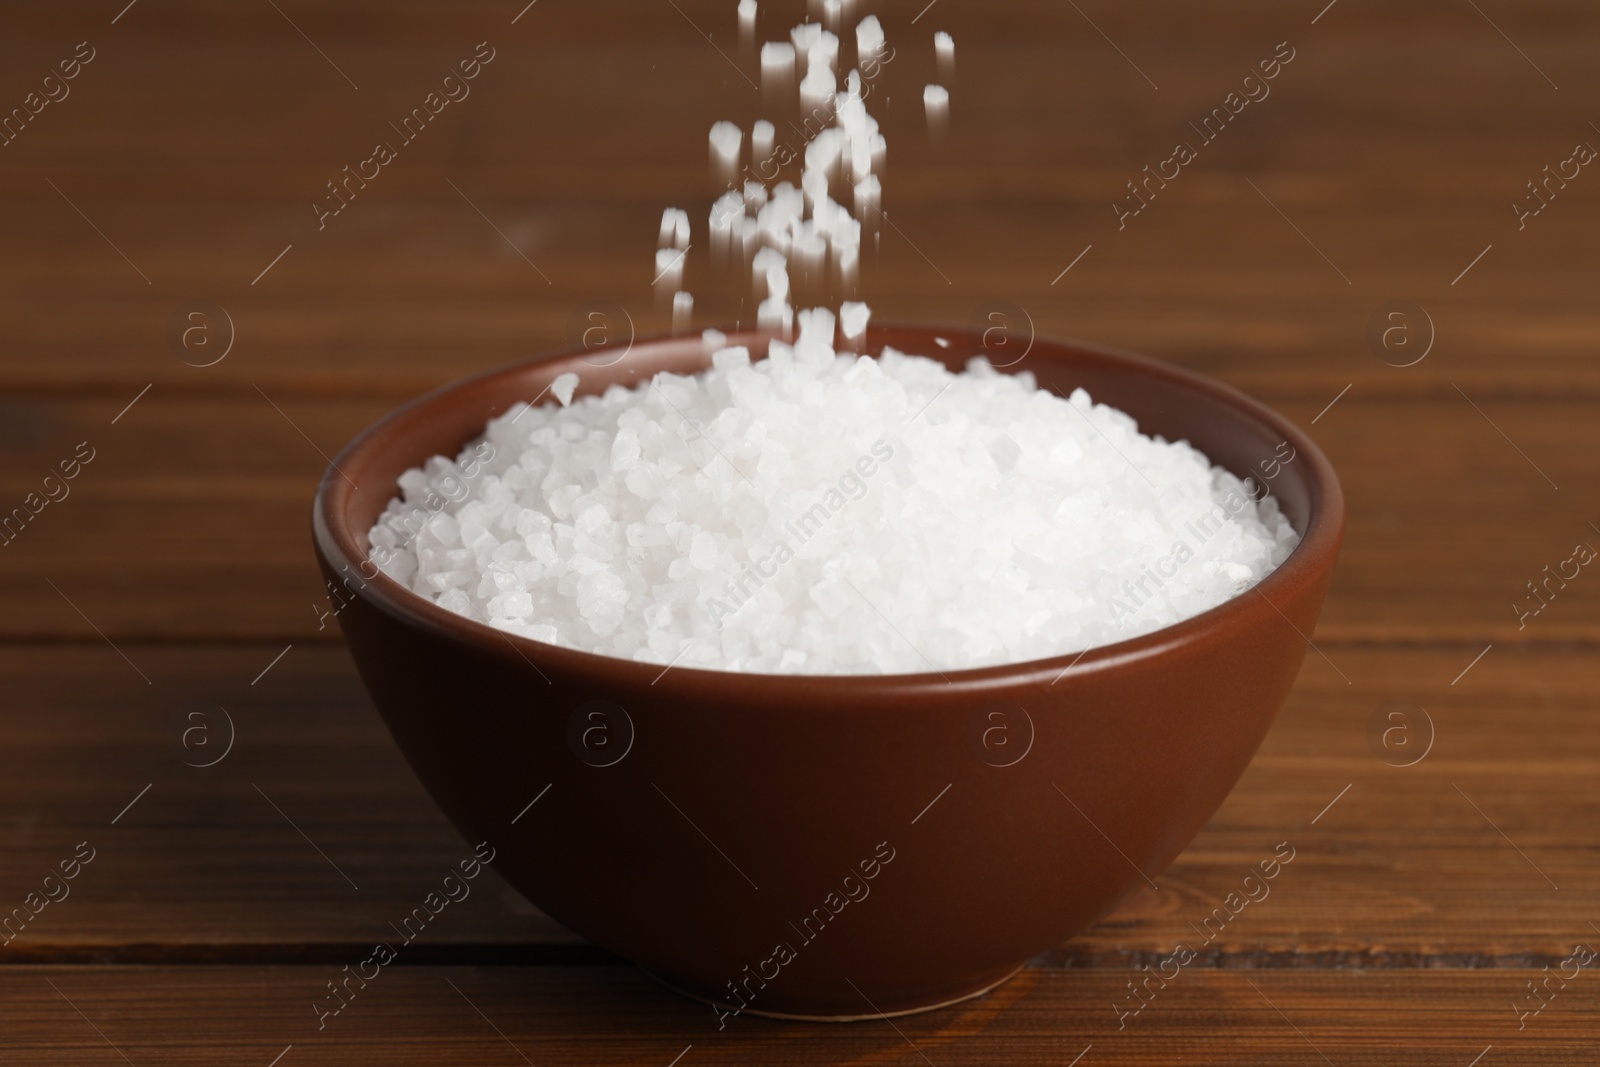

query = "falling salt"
751;119;776;163
760;41;796;93
839;300;870;343
367;3;1301;675
709;121;742;181
924;84;949;134
934;30;954;77
659;208;690;249
653;246;687;295
855;14;884;59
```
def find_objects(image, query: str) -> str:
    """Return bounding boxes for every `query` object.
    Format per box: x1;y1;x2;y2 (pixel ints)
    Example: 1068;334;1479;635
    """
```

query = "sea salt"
365;5;1300;675
839;300;870;343
371;312;1300;675
934;30;954;74
549;372;578;407
924;84;949;131
653;247;687;294
751;120;776;163
659;208;690;249
855;14;884;59
709;121;742;180
760;42;796;87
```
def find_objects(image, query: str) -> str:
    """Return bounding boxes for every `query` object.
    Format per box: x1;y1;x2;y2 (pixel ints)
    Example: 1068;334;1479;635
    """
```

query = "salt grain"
924;84;949;132
760;41;796;87
751;119;776;163
840;300;870;342
653;246;687;294
549;372;579;407
855;14;884;59
659;208;690;249
934;30;954;75
709;121;742;180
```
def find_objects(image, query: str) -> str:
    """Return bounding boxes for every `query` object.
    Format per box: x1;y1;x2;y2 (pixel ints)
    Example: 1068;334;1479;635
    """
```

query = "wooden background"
2;0;1598;1062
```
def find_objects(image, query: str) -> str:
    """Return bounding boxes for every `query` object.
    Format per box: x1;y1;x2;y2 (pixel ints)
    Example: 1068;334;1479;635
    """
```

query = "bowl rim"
312;325;1345;696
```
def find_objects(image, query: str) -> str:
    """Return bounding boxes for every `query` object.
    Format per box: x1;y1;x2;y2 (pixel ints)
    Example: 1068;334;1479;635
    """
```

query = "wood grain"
1;966;1590;1065
0;643;1592;967
3;0;1599;1060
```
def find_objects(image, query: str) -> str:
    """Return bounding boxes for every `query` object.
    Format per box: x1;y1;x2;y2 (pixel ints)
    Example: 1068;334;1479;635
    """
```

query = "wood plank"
1;395;1594;643
0;643;573;955
0;643;1594;964
0;966;1590;1064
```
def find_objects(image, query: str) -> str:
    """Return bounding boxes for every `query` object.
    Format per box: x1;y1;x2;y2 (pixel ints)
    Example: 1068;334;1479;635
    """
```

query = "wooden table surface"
3;0;1598;1062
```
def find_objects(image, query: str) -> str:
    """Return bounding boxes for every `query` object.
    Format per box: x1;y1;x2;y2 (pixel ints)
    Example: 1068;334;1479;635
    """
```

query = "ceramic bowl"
312;326;1343;1020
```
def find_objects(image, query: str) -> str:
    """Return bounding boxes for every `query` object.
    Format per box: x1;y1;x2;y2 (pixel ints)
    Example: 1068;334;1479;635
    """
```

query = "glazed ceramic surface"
312;327;1344;1019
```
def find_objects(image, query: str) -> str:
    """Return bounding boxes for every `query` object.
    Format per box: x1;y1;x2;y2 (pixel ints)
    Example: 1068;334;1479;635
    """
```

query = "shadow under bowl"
312;325;1344;1021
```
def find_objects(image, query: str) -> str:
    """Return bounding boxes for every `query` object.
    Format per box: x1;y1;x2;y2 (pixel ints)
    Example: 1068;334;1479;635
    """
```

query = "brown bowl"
312;326;1343;1022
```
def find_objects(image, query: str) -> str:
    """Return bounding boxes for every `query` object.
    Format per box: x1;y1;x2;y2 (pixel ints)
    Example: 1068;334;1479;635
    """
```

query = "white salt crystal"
761;42;796;86
756;295;793;333
924;84;949;133
854;173;880;218
836;237;859;283
800;59;838;113
673;291;694;332
752;246;786;297
855;14;884;60
805;127;846;179
752;120;776;163
737;0;757;36
550;372;578;406
709;121;742;178
809;32;840;74
711;345;750;369
653;246;687;292
934;30;954;74
374;340;1301;675
708;191;743;259
791;22;824;62
791;224;826;276
839;301;870;343
764;262;789;301
689;530;718;570
659;207;690;249
986;432;1021;472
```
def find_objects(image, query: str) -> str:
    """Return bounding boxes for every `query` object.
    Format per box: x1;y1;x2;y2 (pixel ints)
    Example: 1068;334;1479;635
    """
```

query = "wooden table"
3;0;1597;1062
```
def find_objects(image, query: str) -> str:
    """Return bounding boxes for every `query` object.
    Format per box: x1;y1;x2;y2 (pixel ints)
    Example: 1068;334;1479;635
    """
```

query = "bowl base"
642;962;1027;1023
